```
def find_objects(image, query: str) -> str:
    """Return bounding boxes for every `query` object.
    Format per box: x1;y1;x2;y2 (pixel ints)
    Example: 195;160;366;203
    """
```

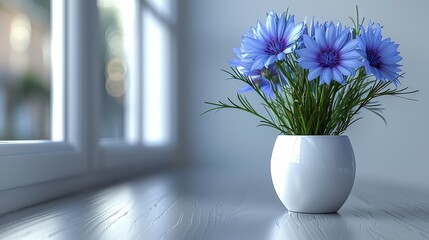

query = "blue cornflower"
296;22;361;85
230;22;289;98
238;11;304;71
357;23;402;85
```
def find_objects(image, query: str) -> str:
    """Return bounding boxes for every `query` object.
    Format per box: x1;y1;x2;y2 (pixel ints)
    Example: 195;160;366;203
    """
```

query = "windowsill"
0;158;176;215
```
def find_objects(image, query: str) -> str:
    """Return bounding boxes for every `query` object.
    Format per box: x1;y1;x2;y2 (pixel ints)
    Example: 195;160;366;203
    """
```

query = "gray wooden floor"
0;168;429;240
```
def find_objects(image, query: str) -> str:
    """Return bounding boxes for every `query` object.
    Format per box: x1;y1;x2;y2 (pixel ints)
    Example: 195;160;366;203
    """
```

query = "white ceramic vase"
270;135;355;213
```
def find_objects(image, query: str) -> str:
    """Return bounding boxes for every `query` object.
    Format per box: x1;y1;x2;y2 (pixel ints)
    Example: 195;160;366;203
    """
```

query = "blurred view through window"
98;0;128;139
0;0;51;140
98;0;174;144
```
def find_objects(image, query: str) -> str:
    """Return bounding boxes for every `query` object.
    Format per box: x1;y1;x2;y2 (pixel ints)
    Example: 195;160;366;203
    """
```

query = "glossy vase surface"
271;135;355;213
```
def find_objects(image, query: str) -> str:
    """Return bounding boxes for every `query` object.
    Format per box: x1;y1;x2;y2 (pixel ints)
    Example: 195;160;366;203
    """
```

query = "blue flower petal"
339;39;358;53
333;29;350;50
341;59;361;68
276;52;286;60
336;65;352;76
308;67;323;80
239;84;255;93
332;68;345;84
299;59;320;69
341;52;361;60
266;12;278;35
321;68;333;85
251;56;267;70
315;26;328;49
326;23;336;46
265;55;278;67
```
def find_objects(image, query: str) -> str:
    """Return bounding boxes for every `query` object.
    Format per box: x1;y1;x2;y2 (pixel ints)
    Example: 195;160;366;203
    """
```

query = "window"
0;0;177;214
97;0;177;168
98;0;175;145
0;0;87;194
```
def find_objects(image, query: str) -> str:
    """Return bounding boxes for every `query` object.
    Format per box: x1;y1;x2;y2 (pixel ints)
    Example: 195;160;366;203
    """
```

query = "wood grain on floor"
0;169;428;240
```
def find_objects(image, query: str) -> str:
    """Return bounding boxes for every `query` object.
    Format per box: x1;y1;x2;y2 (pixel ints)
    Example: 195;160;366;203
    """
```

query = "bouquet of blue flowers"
205;8;416;135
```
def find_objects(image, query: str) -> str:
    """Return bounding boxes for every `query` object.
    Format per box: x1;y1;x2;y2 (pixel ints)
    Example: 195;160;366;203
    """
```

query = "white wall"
178;0;429;188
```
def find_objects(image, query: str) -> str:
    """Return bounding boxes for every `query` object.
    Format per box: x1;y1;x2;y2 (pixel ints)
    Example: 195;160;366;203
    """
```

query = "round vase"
270;135;355;213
